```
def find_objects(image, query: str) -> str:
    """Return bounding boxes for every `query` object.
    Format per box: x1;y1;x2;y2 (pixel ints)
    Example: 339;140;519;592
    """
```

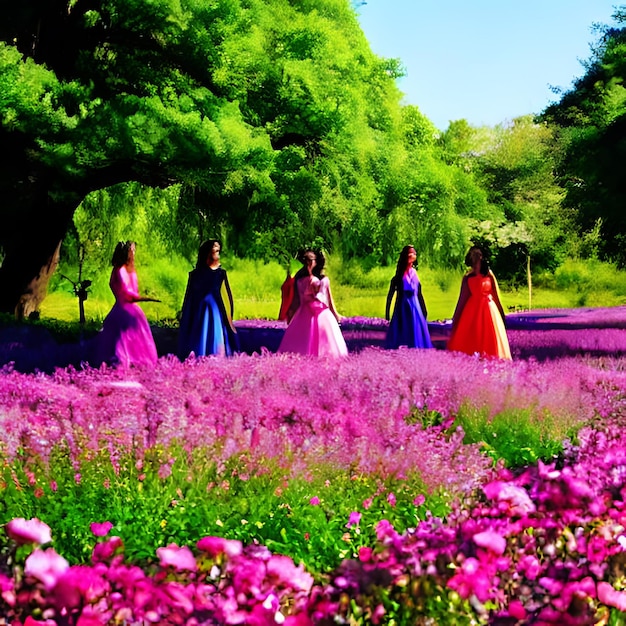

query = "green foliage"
553;258;626;296
453;406;578;469
542;9;626;266
0;442;447;574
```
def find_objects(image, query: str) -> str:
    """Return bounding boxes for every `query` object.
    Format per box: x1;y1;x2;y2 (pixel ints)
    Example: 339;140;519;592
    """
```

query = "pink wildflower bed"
2;308;626;623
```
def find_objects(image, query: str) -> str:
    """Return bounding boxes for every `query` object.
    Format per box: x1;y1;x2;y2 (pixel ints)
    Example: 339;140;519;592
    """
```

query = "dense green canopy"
2;0;617;316
2;0;476;315
543;8;626;265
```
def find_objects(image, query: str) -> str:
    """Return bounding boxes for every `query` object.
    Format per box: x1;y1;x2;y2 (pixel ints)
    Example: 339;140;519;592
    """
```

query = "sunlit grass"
39;255;626;324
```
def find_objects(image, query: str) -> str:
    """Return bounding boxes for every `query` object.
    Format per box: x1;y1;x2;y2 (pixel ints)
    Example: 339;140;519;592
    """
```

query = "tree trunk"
0;162;79;317
15;242;62;320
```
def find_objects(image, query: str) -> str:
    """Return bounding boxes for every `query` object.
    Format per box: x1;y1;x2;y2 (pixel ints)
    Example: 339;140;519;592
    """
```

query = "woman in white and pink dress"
278;250;348;357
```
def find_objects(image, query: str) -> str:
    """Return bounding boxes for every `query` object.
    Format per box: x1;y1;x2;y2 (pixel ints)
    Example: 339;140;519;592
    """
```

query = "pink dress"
278;276;348;357
96;266;158;367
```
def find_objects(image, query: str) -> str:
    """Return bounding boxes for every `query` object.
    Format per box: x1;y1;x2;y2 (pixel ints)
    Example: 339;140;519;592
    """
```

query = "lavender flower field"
2;307;626;624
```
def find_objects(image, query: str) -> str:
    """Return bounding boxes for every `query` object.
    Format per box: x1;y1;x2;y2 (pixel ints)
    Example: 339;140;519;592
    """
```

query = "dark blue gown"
178;266;238;358
385;268;433;349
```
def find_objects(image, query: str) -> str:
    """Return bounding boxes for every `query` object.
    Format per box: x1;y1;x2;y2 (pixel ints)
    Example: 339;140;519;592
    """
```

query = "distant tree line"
0;0;624;316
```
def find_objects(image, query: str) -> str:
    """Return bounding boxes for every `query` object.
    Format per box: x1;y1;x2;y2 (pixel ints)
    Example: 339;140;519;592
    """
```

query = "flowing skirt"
278;300;348;357
95;302;158;367
386;291;433;349
179;294;237;358
448;295;511;359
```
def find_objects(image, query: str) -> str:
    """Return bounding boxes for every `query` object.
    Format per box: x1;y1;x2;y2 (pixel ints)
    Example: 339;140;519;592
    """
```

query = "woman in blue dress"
178;240;238;358
385;245;433;349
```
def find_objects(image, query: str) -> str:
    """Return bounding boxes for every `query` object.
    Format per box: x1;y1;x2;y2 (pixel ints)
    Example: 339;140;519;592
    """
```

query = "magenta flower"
483;481;536;516
598;582;626;612
507;600;527;620
375;519;397;541
346;511;361;528
447;557;492;602
24;548;69;591
473;530;507;555
91;536;124;563
196;536;243;558
358;546;373;562
413;494;425;506
587;535;608;563
90;521;113;537
309;496;320;506
6;517;52;545
156;543;197;572
52;565;108;610
266;554;314;592
387;492;397;507
24;617;56;626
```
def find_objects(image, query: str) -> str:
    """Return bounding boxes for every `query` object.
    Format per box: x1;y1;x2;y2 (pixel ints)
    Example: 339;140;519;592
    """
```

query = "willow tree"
0;0;406;316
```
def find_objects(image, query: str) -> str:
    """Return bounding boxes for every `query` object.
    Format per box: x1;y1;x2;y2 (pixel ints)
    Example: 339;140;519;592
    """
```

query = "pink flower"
473;530;507;555
587;535;608;563
91;536;124;563
52;565;108;610
24;617;57;626
483;481;536;516
598;582;626;612
375;519;396;541
518;555;542;580
157;543;197;571
196;536;243;558
507;600;527;620
90;521;113;537
358;547;373;562
346;511;361;528
447;557;492;602
309;496;320;506
387;492;396;507
24;548;69;591
266;555;313;592
362;497;373;510
6;517;52;545
413;494;425;506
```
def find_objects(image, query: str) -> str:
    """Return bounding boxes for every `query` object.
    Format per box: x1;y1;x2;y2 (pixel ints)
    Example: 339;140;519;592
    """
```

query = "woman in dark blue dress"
178;240;238;358
385;245;433;350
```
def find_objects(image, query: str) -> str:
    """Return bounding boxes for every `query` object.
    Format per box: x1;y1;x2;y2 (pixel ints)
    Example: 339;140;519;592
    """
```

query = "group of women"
95;239;511;368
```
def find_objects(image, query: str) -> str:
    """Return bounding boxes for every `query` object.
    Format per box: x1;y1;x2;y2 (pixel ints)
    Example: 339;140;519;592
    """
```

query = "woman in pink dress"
96;241;159;367
278;250;348;357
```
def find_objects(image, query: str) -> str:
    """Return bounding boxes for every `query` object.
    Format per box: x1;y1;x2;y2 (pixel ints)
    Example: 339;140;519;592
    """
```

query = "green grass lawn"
39;256;626;325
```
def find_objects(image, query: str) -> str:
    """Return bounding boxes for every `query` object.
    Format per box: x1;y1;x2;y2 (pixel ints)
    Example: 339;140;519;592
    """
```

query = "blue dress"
385;268;433;349
178;266;238;358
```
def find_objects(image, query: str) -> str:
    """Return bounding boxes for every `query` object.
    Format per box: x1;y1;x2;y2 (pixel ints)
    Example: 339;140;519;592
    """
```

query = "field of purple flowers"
2;307;626;624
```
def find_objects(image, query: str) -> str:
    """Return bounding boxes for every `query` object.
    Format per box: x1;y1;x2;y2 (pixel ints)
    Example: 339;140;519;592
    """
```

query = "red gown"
447;273;511;359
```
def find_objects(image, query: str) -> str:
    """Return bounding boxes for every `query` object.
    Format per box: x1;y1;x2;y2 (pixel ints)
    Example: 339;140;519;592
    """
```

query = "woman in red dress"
447;246;511;360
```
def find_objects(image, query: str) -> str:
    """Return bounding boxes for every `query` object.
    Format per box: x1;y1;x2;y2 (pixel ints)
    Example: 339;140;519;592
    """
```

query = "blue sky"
357;1;620;130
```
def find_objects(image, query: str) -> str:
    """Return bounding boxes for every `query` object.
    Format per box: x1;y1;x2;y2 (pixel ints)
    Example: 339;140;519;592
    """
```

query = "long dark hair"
294;248;326;280
196;240;220;269
465;246;490;276
394;245;415;283
111;241;135;268
312;250;326;279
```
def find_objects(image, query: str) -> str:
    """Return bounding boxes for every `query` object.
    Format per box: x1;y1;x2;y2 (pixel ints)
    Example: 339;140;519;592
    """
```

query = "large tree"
542;7;626;265
0;0;397;315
